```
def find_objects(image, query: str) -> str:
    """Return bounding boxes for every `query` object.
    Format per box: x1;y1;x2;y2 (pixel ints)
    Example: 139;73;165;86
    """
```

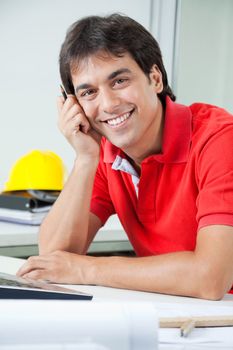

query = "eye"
113;78;129;87
80;89;97;98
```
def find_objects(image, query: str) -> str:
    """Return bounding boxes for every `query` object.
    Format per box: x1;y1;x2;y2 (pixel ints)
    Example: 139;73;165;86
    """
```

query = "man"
17;14;233;300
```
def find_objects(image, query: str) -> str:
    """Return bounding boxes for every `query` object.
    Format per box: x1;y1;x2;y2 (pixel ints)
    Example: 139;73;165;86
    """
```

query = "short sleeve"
90;146;115;225
196;124;233;230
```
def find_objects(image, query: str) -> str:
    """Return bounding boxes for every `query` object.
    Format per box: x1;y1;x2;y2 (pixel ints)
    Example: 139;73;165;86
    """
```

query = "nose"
100;89;121;115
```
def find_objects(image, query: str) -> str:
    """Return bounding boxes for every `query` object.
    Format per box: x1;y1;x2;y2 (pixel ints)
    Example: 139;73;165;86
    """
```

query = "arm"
39;95;102;255
91;225;233;300
17;225;233;300
39;162;102;255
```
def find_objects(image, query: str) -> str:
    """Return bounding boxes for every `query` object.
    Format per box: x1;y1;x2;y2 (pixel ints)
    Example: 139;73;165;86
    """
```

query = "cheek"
126;81;156;101
144;83;159;106
128;85;157;113
121;86;140;103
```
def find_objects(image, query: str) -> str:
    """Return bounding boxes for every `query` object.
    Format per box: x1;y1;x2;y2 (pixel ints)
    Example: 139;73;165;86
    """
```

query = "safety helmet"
3;150;66;191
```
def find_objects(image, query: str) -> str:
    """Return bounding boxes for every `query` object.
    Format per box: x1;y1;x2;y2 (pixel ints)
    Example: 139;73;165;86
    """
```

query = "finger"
57;95;77;120
73;115;91;135
23;269;50;282
62;95;79;115
16;256;48;277
62;112;91;136
66;103;84;121
58;101;84;130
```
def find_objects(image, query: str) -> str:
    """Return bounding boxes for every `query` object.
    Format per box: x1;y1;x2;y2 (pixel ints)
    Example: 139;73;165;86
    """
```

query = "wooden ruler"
160;315;233;328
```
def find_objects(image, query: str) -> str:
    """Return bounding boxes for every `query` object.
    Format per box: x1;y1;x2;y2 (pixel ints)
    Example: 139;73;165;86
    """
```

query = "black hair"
59;13;176;103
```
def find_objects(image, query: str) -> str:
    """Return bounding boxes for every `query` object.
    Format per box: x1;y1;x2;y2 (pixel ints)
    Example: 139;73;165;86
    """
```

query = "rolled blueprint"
0;301;158;349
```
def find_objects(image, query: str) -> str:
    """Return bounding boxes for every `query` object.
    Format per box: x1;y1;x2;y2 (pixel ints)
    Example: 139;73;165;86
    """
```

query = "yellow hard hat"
3;150;66;191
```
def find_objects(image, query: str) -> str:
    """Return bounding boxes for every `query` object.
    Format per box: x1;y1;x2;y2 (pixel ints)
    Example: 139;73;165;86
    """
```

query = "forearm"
90;251;228;300
39;156;98;255
19;225;233;301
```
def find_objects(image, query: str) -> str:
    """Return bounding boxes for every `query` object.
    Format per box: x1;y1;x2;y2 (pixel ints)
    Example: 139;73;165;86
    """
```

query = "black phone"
60;84;67;100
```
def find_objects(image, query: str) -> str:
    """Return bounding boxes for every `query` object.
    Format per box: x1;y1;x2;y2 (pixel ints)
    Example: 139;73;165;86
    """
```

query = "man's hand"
57;95;101;159
37;97;103;256
16;250;95;284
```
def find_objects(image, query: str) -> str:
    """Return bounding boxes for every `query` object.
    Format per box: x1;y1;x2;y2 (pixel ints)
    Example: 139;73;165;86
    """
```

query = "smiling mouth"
104;109;134;128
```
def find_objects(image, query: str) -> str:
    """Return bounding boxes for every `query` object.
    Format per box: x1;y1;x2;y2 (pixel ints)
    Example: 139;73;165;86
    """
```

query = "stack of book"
0;191;57;225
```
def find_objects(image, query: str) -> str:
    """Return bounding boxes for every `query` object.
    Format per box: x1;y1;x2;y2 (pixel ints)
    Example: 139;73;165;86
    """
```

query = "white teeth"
107;112;131;126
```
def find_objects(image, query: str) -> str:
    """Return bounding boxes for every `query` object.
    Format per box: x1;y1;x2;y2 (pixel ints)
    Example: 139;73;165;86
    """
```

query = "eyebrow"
107;68;131;80
75;68;132;94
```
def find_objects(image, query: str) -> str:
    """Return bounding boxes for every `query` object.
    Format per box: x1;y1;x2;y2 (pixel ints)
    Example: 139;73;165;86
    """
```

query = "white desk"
1;255;233;349
0;215;133;257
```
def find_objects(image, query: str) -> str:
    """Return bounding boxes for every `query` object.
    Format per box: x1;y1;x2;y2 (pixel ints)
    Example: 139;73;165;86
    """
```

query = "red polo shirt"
90;97;233;257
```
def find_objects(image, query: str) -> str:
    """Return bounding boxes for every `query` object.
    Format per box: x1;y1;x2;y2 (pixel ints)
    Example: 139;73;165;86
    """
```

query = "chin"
109;136;136;151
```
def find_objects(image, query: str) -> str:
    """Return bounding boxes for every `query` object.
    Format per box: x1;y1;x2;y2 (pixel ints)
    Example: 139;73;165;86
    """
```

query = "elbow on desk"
197;268;231;301
199;285;226;301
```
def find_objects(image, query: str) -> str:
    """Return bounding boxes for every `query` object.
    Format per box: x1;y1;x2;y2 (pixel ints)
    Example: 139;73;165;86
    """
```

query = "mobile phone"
60;84;67;100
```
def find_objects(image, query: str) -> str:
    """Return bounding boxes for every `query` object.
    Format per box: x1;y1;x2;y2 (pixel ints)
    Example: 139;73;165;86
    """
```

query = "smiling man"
17;14;233;300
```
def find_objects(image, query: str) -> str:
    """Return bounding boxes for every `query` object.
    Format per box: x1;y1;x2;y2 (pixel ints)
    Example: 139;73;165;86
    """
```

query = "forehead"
71;51;140;83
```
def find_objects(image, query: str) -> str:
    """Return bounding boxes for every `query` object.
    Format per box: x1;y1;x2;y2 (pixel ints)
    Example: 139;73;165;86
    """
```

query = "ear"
149;65;163;93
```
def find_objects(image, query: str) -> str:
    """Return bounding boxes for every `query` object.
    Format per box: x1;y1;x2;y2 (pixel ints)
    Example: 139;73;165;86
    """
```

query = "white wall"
3;1;232;192
0;0;151;190
176;0;233;112
0;0;177;190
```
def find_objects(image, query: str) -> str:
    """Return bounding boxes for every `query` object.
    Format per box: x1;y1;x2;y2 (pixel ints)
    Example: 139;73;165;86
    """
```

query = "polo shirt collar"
103;96;192;164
